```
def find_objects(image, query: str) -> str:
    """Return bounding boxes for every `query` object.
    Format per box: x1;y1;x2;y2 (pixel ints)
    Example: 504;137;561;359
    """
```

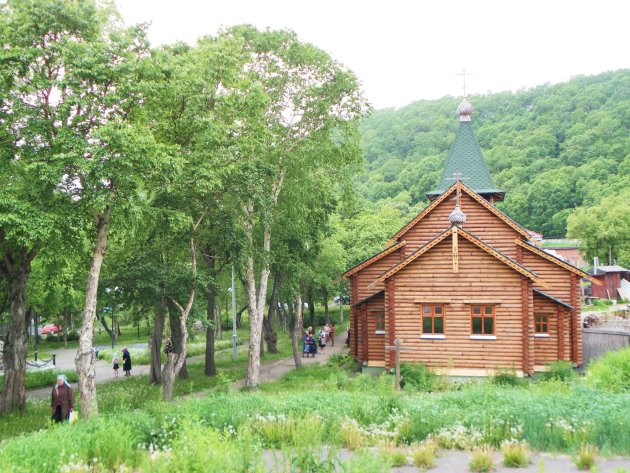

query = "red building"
588;266;630;300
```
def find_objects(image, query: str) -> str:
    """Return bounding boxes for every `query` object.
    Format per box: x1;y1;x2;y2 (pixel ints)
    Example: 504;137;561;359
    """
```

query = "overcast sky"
115;0;629;109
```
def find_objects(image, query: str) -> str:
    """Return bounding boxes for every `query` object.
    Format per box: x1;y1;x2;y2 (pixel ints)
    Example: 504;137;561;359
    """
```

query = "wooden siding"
399;193;521;259
366;296;386;363
390;236;527;370
522;249;573;302
354;251;402;301
533;293;560;365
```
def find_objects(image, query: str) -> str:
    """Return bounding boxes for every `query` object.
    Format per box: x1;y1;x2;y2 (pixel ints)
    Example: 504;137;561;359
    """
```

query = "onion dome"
457;98;473;122
449;206;467;226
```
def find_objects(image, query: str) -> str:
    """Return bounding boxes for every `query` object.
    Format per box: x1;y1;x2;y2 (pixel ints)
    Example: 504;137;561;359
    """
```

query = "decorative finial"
449;206;467;226
457;98;473;122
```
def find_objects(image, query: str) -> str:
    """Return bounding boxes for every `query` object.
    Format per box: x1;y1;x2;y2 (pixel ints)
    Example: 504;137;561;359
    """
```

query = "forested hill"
358;69;630;238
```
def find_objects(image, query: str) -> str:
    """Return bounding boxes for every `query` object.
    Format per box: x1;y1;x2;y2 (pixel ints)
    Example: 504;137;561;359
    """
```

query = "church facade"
342;99;597;377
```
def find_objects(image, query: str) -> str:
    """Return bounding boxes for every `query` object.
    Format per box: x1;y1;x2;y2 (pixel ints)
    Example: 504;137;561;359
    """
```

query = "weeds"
469;446;495;472
573;444;598;470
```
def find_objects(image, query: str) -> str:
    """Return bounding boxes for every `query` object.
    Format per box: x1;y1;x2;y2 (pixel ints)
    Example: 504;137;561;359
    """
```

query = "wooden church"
341;98;598;377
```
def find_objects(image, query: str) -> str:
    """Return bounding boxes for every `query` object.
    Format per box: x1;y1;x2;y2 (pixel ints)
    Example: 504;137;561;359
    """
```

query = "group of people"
302;322;335;357
111;346;132;378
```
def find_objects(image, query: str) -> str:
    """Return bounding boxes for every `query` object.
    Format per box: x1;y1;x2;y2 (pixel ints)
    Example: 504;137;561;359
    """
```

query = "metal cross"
446;172;469;207
456;69;473;98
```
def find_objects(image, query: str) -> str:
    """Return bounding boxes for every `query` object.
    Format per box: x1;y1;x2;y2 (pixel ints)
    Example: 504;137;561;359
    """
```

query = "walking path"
26;332;348;399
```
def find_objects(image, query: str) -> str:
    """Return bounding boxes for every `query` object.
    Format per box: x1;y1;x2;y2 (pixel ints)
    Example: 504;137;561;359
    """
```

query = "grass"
2;324;630;471
501;439;530;467
0;368;78;390
469;446;495;472
574;444;598;470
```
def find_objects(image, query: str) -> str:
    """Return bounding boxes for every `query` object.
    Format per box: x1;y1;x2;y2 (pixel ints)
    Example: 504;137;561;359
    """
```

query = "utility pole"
231;266;238;361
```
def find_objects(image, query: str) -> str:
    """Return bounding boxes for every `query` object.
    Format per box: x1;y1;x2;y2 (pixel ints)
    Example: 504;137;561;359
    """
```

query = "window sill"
470;335;497;340
421;334;446;340
534;333;550;338
374;330;385;335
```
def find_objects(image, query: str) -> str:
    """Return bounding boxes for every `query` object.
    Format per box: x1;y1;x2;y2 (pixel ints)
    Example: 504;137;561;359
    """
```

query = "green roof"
428;121;503;198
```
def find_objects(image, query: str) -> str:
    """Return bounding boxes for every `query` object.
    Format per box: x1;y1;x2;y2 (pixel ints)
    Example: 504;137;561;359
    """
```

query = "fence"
582;328;630;367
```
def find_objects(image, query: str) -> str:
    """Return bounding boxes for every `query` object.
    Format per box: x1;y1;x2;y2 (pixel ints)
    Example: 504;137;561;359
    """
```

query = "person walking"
318;327;326;353
302;331;309;357
122;346;132;376
329;322;335;347
51;374;74;423
112;352;120;378
164;337;173;355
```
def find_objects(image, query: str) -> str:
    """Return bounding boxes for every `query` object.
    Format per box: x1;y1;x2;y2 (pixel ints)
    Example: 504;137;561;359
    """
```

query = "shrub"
542;361;575;382
573;444;598;470
469;446;495;472
492;368;522;387
412;444;437;469
501;439;530;467
400;362;436;391
586;346;630;392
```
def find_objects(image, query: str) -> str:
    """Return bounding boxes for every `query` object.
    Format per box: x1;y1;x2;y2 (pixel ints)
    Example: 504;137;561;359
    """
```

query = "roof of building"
533;289;574;310
337;241;406;281
588;265;630;275
376;225;544;286
352;290;385;308
427;99;503;200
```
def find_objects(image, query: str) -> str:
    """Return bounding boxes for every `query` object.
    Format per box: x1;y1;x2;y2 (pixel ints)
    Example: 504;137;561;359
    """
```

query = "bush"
469;446;495;472
501;439;529;467
542;361;575;382
412;444;436;469
492;368;522;387
573;444;598;470
586;346;630;392
400;362;436;391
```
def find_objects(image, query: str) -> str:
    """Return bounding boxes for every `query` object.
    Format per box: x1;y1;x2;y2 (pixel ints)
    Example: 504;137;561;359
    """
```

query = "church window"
535;314;549;334
422;305;444;334
471;305;494;335
374;312;385;332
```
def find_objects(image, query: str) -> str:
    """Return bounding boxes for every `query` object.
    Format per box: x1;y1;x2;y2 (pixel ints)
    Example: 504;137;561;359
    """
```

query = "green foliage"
400;362;437;391
573;444;598;470
360;70;630;238
469;446;495;473
0;369;78;391
501;440;530;467
542;361;576;383
492;368;523;387
411;444;437;469
585;346;630;392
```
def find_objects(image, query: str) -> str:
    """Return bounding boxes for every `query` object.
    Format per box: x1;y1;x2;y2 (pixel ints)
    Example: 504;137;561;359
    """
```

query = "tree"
222;26;367;388
567;191;630;267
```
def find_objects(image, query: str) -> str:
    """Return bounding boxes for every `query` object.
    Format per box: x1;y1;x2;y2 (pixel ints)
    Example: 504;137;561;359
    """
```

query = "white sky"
116;0;630;109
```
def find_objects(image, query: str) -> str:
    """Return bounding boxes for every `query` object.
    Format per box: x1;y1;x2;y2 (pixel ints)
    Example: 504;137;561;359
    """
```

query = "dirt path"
231;331;347;390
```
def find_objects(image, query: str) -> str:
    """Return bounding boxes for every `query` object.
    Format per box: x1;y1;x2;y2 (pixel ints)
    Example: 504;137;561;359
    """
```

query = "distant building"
588;265;630;300
542;240;587;269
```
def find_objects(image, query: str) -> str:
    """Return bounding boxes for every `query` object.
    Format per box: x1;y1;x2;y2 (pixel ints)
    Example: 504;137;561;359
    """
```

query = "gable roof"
337;240;405;281
394;181;530;241
352;290;385;308
533;289;574;310
515;239;601;285
377;225;545;286
427;119;504;200
588;265;630;275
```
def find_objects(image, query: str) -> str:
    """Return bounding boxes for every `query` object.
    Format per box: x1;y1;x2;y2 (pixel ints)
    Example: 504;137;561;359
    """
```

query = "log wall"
390;236;527;370
399;193;521;259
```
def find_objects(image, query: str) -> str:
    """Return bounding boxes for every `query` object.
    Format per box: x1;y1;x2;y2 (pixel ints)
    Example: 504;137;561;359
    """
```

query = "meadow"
0;347;629;472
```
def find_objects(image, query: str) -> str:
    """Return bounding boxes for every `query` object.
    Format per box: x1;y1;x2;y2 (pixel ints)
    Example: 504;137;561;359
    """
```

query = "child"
112;352;119;378
318;328;326;353
302;331;309;357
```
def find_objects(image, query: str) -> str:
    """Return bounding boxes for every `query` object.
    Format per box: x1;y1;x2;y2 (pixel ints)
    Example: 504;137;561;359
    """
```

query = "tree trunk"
149;296;166;385
263;274;281;354
169;305;188;380
162;235;197;401
244;221;272;389
97;313;114;340
322;286;329;325
307;288;315;330
0;250;33;414
62;309;69;347
205;279;217;376
75;207;111;420
291;295;303;368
